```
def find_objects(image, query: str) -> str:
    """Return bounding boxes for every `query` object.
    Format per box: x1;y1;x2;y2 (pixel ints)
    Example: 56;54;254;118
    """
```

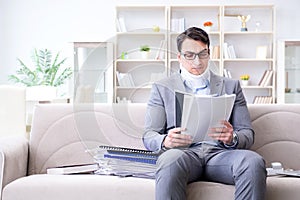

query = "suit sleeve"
229;80;255;149
143;83;168;151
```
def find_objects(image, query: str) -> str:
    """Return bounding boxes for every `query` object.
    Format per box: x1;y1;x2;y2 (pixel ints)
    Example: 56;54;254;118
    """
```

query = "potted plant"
240;74;250;86
8;48;73;100
203;21;213;32
140;45;150;59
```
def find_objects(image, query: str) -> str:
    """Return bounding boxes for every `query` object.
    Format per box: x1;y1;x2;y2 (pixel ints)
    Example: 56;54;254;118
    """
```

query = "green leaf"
8;48;72;87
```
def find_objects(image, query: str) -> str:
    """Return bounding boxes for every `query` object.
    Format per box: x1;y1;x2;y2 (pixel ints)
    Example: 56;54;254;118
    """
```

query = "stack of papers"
94;146;160;179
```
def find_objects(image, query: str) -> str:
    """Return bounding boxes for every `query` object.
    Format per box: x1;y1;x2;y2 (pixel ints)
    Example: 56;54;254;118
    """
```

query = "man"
143;27;266;200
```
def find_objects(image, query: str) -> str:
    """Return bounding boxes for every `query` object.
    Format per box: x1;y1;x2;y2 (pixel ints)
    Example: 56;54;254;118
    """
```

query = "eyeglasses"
181;49;210;60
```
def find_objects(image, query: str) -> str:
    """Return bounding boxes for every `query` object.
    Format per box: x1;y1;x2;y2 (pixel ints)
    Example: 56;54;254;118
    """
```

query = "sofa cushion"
248;104;300;169
266;176;300;200
2;174;155;200
29;104;147;175
4;174;300;200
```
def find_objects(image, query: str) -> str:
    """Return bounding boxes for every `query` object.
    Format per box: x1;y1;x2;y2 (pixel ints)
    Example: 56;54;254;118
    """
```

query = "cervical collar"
180;64;210;89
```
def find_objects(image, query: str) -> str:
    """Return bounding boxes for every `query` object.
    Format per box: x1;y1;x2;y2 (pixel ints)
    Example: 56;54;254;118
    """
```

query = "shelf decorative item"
203;21;213;33
140;45;150;59
237;15;251;31
121;51;129;59
152;25;160;32
240;74;250;86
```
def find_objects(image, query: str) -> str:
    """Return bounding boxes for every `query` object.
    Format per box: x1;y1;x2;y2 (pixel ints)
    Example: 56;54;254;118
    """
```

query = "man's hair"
176;27;210;53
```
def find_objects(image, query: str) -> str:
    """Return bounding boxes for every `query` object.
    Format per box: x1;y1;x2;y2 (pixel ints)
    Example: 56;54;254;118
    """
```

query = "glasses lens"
199;51;209;59
183;52;196;60
182;50;209;60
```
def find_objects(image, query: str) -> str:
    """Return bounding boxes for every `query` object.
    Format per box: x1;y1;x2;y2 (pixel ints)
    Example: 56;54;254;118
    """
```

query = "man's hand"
163;127;193;149
208;120;234;145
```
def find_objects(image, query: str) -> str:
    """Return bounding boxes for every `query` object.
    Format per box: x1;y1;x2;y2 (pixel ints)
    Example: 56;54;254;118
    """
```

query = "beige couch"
1;103;300;200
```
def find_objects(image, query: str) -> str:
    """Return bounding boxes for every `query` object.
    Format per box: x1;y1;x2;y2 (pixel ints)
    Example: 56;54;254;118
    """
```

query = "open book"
175;91;236;143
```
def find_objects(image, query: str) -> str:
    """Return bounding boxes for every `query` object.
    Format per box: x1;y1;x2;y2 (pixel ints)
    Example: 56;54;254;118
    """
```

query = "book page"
180;93;236;143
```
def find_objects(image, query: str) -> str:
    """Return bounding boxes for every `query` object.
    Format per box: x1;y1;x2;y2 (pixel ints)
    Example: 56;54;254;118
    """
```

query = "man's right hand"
163;127;193;149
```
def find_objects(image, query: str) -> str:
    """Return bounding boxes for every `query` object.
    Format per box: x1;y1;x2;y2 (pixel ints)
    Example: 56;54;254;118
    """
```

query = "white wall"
1;0;299;84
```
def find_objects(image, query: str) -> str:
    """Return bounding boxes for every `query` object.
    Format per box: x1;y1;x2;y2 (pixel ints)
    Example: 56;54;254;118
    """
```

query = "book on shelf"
258;70;273;87
175;91;236;143
117;17;127;32
47;163;99;175
155;40;166;60
116;18;122;32
223;43;229;59
211;45;220;59
223;68;232;78
223;43;237;59
256;46;268;59
227;45;236;59
116;71;135;87
253;96;273;104
171;18;185;32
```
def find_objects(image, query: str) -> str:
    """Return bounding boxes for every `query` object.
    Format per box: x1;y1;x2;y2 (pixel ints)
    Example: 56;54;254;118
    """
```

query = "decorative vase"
140;51;150;59
203;26;212;33
241;80;249;86
26;86;57;101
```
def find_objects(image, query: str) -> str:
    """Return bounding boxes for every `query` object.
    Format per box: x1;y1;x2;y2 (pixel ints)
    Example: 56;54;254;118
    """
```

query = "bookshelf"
114;6;168;103
114;5;276;104
222;5;275;104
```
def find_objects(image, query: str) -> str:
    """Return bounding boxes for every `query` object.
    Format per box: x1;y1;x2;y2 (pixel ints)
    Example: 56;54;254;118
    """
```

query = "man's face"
177;38;210;75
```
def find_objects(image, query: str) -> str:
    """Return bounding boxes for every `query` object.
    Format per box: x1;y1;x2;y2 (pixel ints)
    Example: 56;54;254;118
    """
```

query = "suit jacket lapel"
170;73;186;92
209;71;225;96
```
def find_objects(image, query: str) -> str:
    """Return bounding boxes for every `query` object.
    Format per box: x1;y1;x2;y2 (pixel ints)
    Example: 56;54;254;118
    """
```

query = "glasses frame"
181;49;210;60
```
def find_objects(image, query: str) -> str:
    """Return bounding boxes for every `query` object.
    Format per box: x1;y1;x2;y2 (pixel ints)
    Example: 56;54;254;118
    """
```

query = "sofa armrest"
0;136;28;197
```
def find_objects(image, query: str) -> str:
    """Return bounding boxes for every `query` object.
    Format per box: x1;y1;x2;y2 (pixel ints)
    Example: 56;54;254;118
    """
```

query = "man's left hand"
208;120;234;145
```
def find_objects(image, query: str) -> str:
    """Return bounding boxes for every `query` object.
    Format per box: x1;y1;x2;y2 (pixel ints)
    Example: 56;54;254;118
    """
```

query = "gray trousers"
156;145;266;200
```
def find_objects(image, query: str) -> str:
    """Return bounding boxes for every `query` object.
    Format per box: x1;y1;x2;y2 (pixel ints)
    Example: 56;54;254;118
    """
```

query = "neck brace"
180;64;210;89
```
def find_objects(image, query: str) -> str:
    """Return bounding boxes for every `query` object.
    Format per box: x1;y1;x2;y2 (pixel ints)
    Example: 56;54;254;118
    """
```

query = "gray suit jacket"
143;71;254;152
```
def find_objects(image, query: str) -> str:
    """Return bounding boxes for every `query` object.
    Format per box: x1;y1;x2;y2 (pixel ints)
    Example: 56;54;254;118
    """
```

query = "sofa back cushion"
28;103;146;175
29;103;300;175
249;104;300;169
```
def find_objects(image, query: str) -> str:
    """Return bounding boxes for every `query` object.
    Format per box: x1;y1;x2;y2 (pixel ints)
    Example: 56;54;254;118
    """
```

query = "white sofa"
1;103;300;200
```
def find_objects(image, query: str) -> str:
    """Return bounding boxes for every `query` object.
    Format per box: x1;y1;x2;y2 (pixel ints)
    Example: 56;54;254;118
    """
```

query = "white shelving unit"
222;5;276;104
114;6;168;103
114;5;276;104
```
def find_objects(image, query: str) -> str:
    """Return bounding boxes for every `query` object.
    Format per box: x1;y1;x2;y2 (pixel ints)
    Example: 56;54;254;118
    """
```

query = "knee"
156;149;188;174
235;151;266;175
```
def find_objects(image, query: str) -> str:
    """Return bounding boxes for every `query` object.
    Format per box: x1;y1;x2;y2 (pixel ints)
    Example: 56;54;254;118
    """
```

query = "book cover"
103;154;157;165
258;70;269;86
47;163;99;175
175;91;236;143
223;43;229;59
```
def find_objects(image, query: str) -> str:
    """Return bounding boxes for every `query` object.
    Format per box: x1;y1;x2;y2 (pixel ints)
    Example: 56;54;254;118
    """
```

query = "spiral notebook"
98;145;160;164
95;145;159;178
